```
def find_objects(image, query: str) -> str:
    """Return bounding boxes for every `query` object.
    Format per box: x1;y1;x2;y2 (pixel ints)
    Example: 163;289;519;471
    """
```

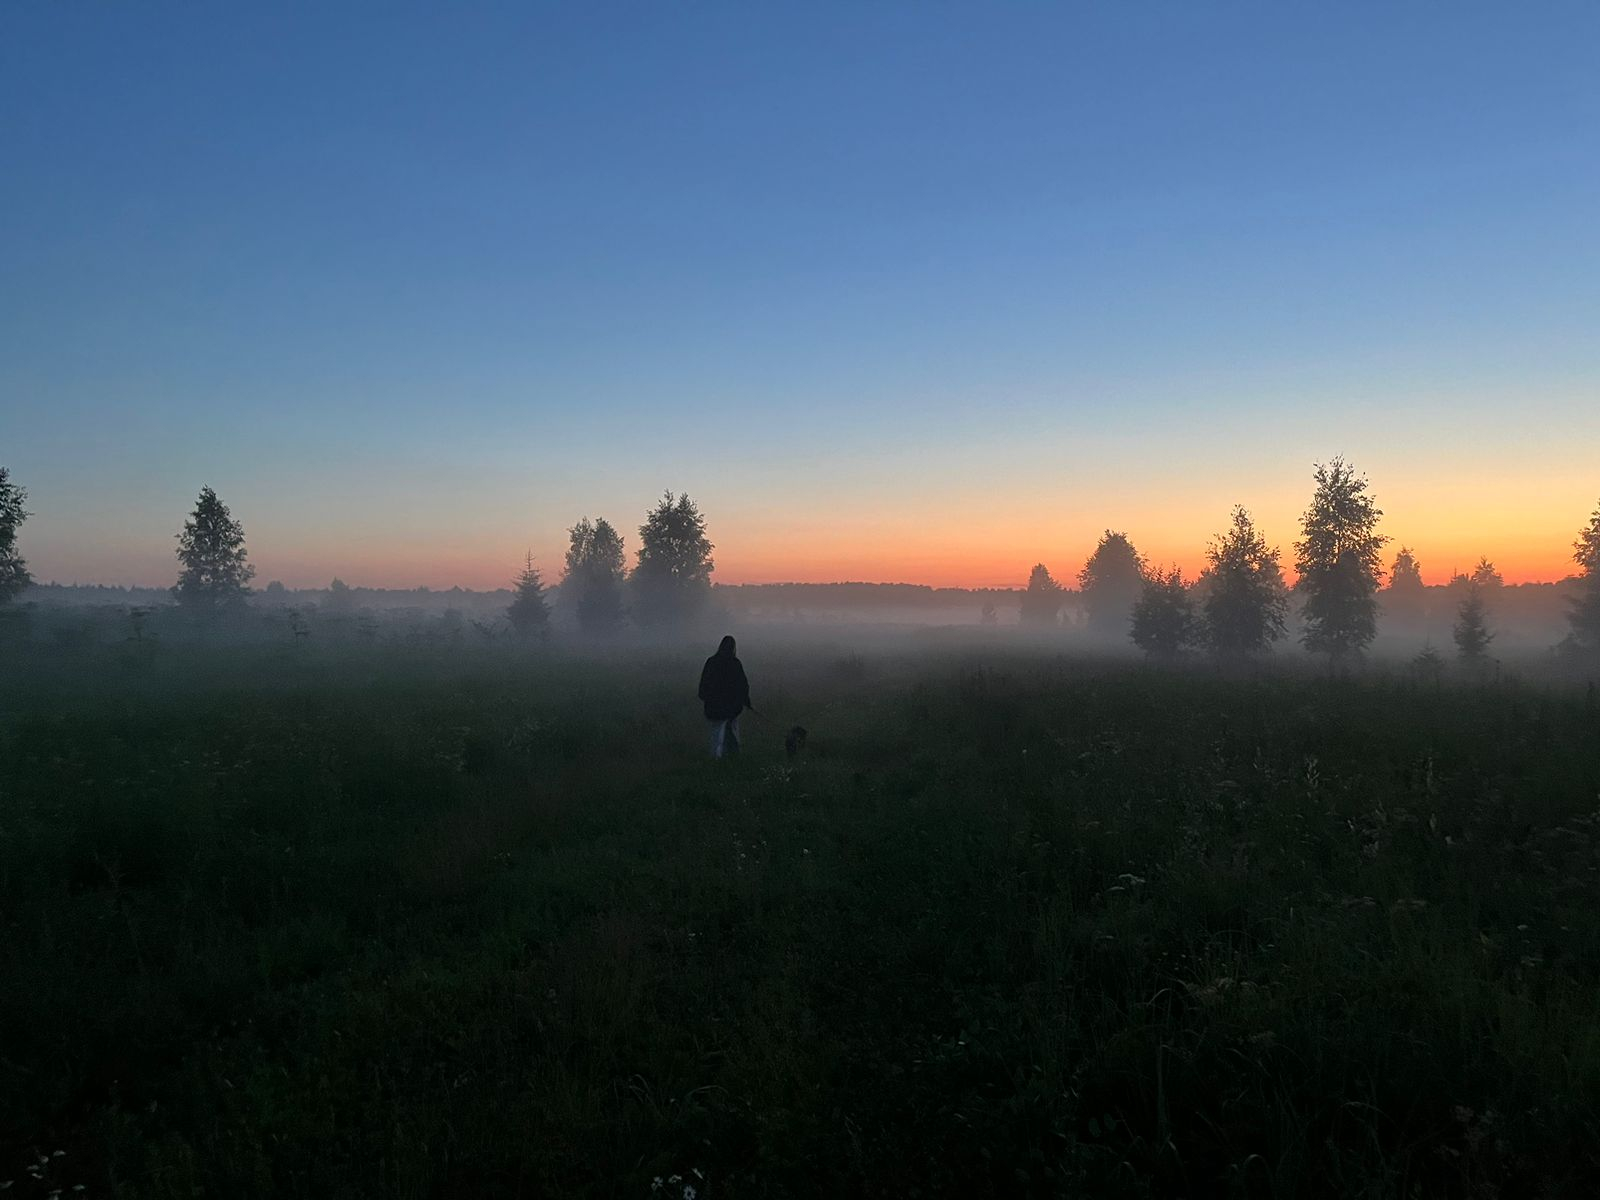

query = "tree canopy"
1203;506;1288;659
631;491;715;629
173;485;254;611
564;517;627;636
1130;566;1198;659
1019;563;1064;626
0;467;31;606
1388;547;1424;592
1294;458;1387;662
1568;499;1600;652
1382;546;1427;626
1078;531;1145;636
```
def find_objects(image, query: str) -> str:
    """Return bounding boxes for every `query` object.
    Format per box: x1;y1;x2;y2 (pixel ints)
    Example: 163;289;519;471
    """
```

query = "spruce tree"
507;551;551;638
1453;578;1494;666
173;486;254;611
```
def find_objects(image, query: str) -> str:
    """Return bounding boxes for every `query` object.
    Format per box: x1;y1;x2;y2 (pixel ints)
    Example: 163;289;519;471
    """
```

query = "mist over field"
4;471;1600;1197
7;2;1600;1197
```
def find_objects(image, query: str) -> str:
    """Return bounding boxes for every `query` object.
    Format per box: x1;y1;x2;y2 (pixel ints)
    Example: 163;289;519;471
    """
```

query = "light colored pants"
709;716;740;758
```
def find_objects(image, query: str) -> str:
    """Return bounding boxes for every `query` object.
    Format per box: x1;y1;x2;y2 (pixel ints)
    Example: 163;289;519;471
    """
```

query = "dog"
784;725;808;759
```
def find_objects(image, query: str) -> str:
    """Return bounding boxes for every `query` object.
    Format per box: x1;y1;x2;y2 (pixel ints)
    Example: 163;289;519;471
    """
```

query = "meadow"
2;629;1598;1197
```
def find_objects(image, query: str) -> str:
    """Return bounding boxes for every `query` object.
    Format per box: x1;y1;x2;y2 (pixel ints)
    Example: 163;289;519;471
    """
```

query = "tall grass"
1;639;1596;1196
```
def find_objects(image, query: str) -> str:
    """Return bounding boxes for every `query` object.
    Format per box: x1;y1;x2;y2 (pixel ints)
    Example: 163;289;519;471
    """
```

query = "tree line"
2;461;1599;659
1016;458;1600;666
0;474;718;638
515;492;716;637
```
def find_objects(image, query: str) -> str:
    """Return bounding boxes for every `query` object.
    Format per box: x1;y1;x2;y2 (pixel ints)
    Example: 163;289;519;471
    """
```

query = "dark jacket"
698;637;751;720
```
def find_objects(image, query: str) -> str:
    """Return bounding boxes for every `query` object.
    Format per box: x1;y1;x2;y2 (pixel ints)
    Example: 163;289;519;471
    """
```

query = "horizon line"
23;572;1587;596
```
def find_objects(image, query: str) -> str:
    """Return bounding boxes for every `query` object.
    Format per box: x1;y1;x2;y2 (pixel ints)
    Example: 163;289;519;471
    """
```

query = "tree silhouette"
1568;499;1600;653
631;491;715;629
1019;563;1064;626
1078;531;1145;636
325;577;354;612
1294;458;1387;664
1383;546;1427;627
506;551;551;638
1412;642;1445;688
0;467;31;606
563;517;626;636
173;486;254;611
1461;556;1504;626
1452;577;1494;667
1130;566;1199;660
1203;506;1288;659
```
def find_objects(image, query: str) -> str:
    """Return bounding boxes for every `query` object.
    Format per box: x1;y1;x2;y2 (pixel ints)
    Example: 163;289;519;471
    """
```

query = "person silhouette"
698;635;751;758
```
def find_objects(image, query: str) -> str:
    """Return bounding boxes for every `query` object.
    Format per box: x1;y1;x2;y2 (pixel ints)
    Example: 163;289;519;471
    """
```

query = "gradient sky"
4;2;1598;590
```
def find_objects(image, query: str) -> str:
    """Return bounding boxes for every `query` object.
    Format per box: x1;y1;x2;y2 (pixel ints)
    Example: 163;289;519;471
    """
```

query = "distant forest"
3;462;1599;660
15;575;1584;628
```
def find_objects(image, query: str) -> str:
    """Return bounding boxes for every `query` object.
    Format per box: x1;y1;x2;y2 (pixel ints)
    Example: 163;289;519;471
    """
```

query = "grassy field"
2;633;1598;1197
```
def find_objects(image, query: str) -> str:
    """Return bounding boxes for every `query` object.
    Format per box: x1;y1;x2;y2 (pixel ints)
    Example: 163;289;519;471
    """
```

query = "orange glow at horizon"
248;527;1582;593
29;480;1595;594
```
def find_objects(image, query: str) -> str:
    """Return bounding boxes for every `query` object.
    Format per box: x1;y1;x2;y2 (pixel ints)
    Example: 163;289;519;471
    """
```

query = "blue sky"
4;2;1598;587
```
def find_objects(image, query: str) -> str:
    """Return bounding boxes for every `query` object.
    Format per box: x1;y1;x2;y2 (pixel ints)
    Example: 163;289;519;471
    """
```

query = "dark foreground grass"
2;639;1599;1197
